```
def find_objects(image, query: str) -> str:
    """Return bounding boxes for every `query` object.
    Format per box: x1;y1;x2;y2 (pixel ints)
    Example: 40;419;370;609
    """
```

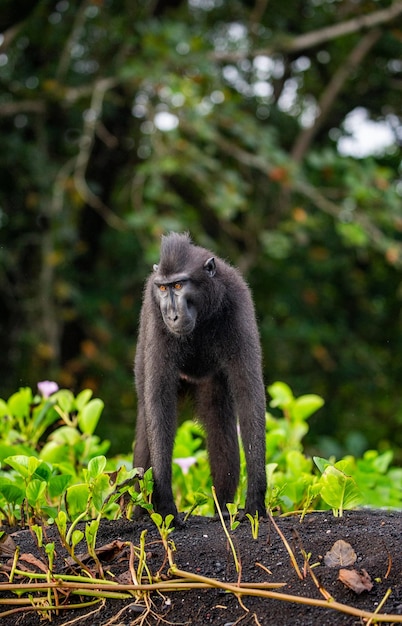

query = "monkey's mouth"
165;320;195;337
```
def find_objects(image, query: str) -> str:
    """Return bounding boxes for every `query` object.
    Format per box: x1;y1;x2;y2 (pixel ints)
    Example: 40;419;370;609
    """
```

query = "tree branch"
249;0;270;29
0;23;22;51
285;2;402;53
213;133;402;265
213;1;402;61
73;78;127;231
291;28;382;162
0;100;46;116
56;0;92;81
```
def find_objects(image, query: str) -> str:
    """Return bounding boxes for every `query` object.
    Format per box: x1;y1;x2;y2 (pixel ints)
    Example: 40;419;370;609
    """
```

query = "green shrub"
0;381;401;525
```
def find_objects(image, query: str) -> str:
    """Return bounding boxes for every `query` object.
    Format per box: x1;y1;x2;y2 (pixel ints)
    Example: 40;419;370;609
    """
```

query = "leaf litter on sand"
324;538;373;594
338;568;373;594
324;539;357;567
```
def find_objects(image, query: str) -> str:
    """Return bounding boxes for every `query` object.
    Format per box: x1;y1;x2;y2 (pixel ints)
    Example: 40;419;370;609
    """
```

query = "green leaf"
33;461;52;482
226;502;238;516
4;455;40;478
85;519;100;551
55;511;67;538
32;401;59;438
45;542;55;569
29;456;44;477
49;426;81;446
87;455;107;479
75;389;93;412
141;467;154;496
268;382;294;409
286;450;312;476
40;441;70;464
292;395;324;421
0;481;25;505
165;513;175;529
0;399;9;418
92;473;111;511
71;529;84;548
151;512;163;527
313;456;332;474
31;524;43;547
0;443;36;461
53;390;74;414
367;450;393;474
114;465;141;485
319;465;362;516
7;388;32;419
78;399;104;435
26;479;47;507
48;474;72;499
334;457;355;475
66;484;90;519
266;462;278;485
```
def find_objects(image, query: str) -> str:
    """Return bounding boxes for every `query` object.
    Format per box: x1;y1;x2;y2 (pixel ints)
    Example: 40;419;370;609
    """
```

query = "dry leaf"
324;539;356;568
338;568;373;594
95;539;127;561
0;533;16;557
65;539;127;566
19;553;49;573
117;569;133;584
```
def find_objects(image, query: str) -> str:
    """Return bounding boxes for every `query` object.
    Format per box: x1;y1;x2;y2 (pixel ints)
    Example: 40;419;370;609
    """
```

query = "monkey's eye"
159;285;168;292
174;282;183;290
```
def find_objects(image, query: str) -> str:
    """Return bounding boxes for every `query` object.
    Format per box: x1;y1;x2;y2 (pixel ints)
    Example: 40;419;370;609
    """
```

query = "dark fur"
134;233;267;520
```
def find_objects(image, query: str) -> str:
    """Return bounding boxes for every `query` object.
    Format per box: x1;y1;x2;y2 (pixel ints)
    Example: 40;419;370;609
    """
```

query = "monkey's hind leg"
195;373;240;512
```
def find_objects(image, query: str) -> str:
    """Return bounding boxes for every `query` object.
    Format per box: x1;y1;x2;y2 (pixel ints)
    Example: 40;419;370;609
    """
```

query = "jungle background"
1;0;402;460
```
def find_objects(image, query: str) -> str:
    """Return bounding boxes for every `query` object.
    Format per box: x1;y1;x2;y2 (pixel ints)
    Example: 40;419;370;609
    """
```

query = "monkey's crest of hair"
158;232;196;276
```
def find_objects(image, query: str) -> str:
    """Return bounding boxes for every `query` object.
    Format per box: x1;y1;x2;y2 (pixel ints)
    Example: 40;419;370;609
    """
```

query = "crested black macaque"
133;233;267;522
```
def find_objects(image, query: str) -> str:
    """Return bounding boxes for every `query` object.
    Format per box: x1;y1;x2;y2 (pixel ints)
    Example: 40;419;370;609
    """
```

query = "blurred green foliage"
1;0;402;458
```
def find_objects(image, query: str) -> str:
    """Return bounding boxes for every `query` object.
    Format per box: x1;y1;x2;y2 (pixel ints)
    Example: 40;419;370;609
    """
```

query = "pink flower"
173;456;197;475
38;381;59;399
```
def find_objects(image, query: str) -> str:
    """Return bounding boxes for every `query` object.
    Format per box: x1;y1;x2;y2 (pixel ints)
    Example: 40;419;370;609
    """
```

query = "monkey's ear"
153;264;159;272
204;257;216;277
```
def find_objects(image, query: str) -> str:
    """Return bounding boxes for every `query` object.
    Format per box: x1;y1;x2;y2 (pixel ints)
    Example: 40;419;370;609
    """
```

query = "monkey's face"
154;280;197;336
152;256;216;337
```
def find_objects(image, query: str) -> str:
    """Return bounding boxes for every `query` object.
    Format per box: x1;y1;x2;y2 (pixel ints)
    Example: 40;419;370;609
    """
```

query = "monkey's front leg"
144;384;179;521
231;363;267;518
